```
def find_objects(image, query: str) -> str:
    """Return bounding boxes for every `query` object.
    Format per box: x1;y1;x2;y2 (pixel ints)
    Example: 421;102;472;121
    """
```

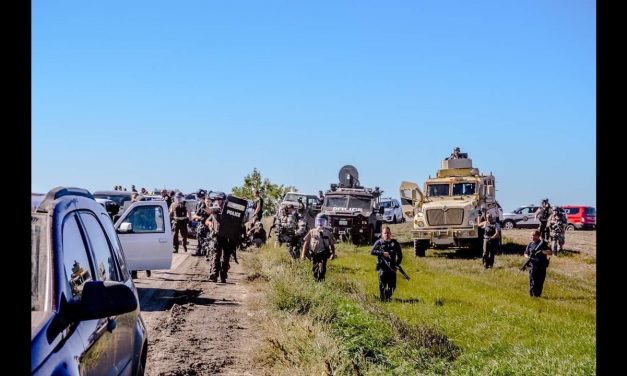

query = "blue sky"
32;0;595;212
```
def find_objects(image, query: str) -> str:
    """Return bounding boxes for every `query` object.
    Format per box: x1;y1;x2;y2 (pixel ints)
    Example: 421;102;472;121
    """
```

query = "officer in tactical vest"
535;198;552;241
205;191;238;283
548;206;567;255
192;191;210;256
523;230;552;297
161;189;172;208
371;226;403;302
170;192;189;253
268;206;288;246
301;213;336;281
246;218;267;248
479;213;501;268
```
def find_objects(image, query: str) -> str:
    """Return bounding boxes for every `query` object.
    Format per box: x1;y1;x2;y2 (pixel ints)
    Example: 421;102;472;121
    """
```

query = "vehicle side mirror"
379;207;385;215
68;281;138;321
118;222;133;233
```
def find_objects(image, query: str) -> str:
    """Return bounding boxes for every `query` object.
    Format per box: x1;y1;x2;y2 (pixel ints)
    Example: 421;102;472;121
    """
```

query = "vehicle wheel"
392;215;397;224
414;240;428;257
565;224;575;231
503;220;515;230
131;270;138;279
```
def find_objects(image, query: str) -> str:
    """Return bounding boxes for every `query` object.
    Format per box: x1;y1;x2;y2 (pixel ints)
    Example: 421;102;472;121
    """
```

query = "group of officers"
477;197;568;297
161;184;565;299
161;188;266;283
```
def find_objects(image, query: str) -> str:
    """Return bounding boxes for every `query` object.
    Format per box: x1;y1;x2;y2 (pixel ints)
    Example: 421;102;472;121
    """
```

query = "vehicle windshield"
452;183;476;196
31;214;49;312
380;201;392;208
427;184;450;197
94;194;131;207
325;196;348;208
348;197;373;210
284;193;303;202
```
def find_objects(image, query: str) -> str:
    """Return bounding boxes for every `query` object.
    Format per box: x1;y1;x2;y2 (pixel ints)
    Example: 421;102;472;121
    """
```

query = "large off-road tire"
414;239;428;257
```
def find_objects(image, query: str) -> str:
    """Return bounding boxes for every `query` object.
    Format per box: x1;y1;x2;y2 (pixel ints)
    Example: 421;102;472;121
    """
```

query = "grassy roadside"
242;227;595;375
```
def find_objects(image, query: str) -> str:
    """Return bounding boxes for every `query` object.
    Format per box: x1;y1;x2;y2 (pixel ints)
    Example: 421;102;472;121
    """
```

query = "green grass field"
245;224;595;375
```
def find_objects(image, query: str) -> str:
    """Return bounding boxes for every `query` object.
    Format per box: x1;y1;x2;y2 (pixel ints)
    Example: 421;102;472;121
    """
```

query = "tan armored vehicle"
400;153;501;256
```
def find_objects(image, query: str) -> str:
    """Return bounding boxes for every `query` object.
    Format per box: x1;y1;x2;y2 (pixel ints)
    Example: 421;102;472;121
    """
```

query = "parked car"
562;205;596;230
379;197;405;223
31;187;169;375
501;205;541;229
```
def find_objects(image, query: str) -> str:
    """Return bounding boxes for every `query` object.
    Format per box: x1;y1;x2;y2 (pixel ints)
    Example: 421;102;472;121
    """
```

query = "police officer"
206;191;238;283
548;206;567;255
245;218;267;248
448;146;462;159
161;189;172;208
169;192;189;253
535;199;552;241
301;213;336;281
523;230;552;297
371;227;403;302
192;190;209;256
268;206;288;246
252;189;264;222
479;213;501;268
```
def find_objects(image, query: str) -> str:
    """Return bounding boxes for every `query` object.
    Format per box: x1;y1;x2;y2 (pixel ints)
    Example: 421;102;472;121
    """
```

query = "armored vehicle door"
399;181;424;218
220;195;248;242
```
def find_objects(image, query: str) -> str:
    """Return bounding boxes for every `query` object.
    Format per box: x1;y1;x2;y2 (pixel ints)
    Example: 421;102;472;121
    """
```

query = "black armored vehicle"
320;165;384;245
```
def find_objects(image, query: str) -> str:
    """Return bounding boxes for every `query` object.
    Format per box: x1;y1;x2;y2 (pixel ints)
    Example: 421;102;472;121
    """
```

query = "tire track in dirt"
135;241;260;375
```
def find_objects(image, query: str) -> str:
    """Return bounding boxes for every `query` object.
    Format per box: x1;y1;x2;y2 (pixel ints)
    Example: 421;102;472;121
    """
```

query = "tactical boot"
173;249;178;253
209;274;218;282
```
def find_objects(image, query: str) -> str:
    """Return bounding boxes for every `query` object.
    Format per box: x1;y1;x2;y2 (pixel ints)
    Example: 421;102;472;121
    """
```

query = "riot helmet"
209;191;226;201
315;213;329;228
197;189;207;199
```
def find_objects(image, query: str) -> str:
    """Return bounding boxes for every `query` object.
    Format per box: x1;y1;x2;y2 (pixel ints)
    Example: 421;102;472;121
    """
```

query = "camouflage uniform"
194;201;209;255
206;210;237;283
481;218;501;268
301;227;336;281
548;210;567;255
170;200;189;253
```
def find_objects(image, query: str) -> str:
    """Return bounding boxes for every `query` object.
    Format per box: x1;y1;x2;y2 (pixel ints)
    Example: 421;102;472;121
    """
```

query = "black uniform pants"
482;238;498;268
529;265;547;297
173;220;188;251
210;237;235;282
539;221;549;241
378;269;397;301
311;253;329;281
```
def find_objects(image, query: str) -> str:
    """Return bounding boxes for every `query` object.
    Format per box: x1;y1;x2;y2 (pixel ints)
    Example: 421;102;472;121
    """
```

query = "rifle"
520;241;546;271
381;258;410;281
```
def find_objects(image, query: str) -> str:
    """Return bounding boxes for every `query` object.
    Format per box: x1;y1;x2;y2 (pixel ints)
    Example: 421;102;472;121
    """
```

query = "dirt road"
134;239;260;376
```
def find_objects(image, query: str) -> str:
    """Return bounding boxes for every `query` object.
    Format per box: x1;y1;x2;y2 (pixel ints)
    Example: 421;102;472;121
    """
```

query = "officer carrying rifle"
371;226;405;302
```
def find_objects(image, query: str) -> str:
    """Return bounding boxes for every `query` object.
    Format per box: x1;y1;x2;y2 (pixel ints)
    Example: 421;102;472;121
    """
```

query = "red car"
562;205;596;230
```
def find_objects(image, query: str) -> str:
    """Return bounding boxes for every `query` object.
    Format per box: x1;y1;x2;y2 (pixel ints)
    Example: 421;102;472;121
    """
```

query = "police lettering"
226;209;241;218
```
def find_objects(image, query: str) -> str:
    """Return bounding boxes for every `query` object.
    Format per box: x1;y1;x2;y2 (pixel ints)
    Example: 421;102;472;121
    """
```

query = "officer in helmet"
301;213;336;281
535;198;552;241
169;192;189;253
192;189;208;256
205;191;237;283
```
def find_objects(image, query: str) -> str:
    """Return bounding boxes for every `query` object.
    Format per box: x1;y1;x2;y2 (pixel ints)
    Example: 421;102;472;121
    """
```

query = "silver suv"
379;198;405;223
501;205;540;229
